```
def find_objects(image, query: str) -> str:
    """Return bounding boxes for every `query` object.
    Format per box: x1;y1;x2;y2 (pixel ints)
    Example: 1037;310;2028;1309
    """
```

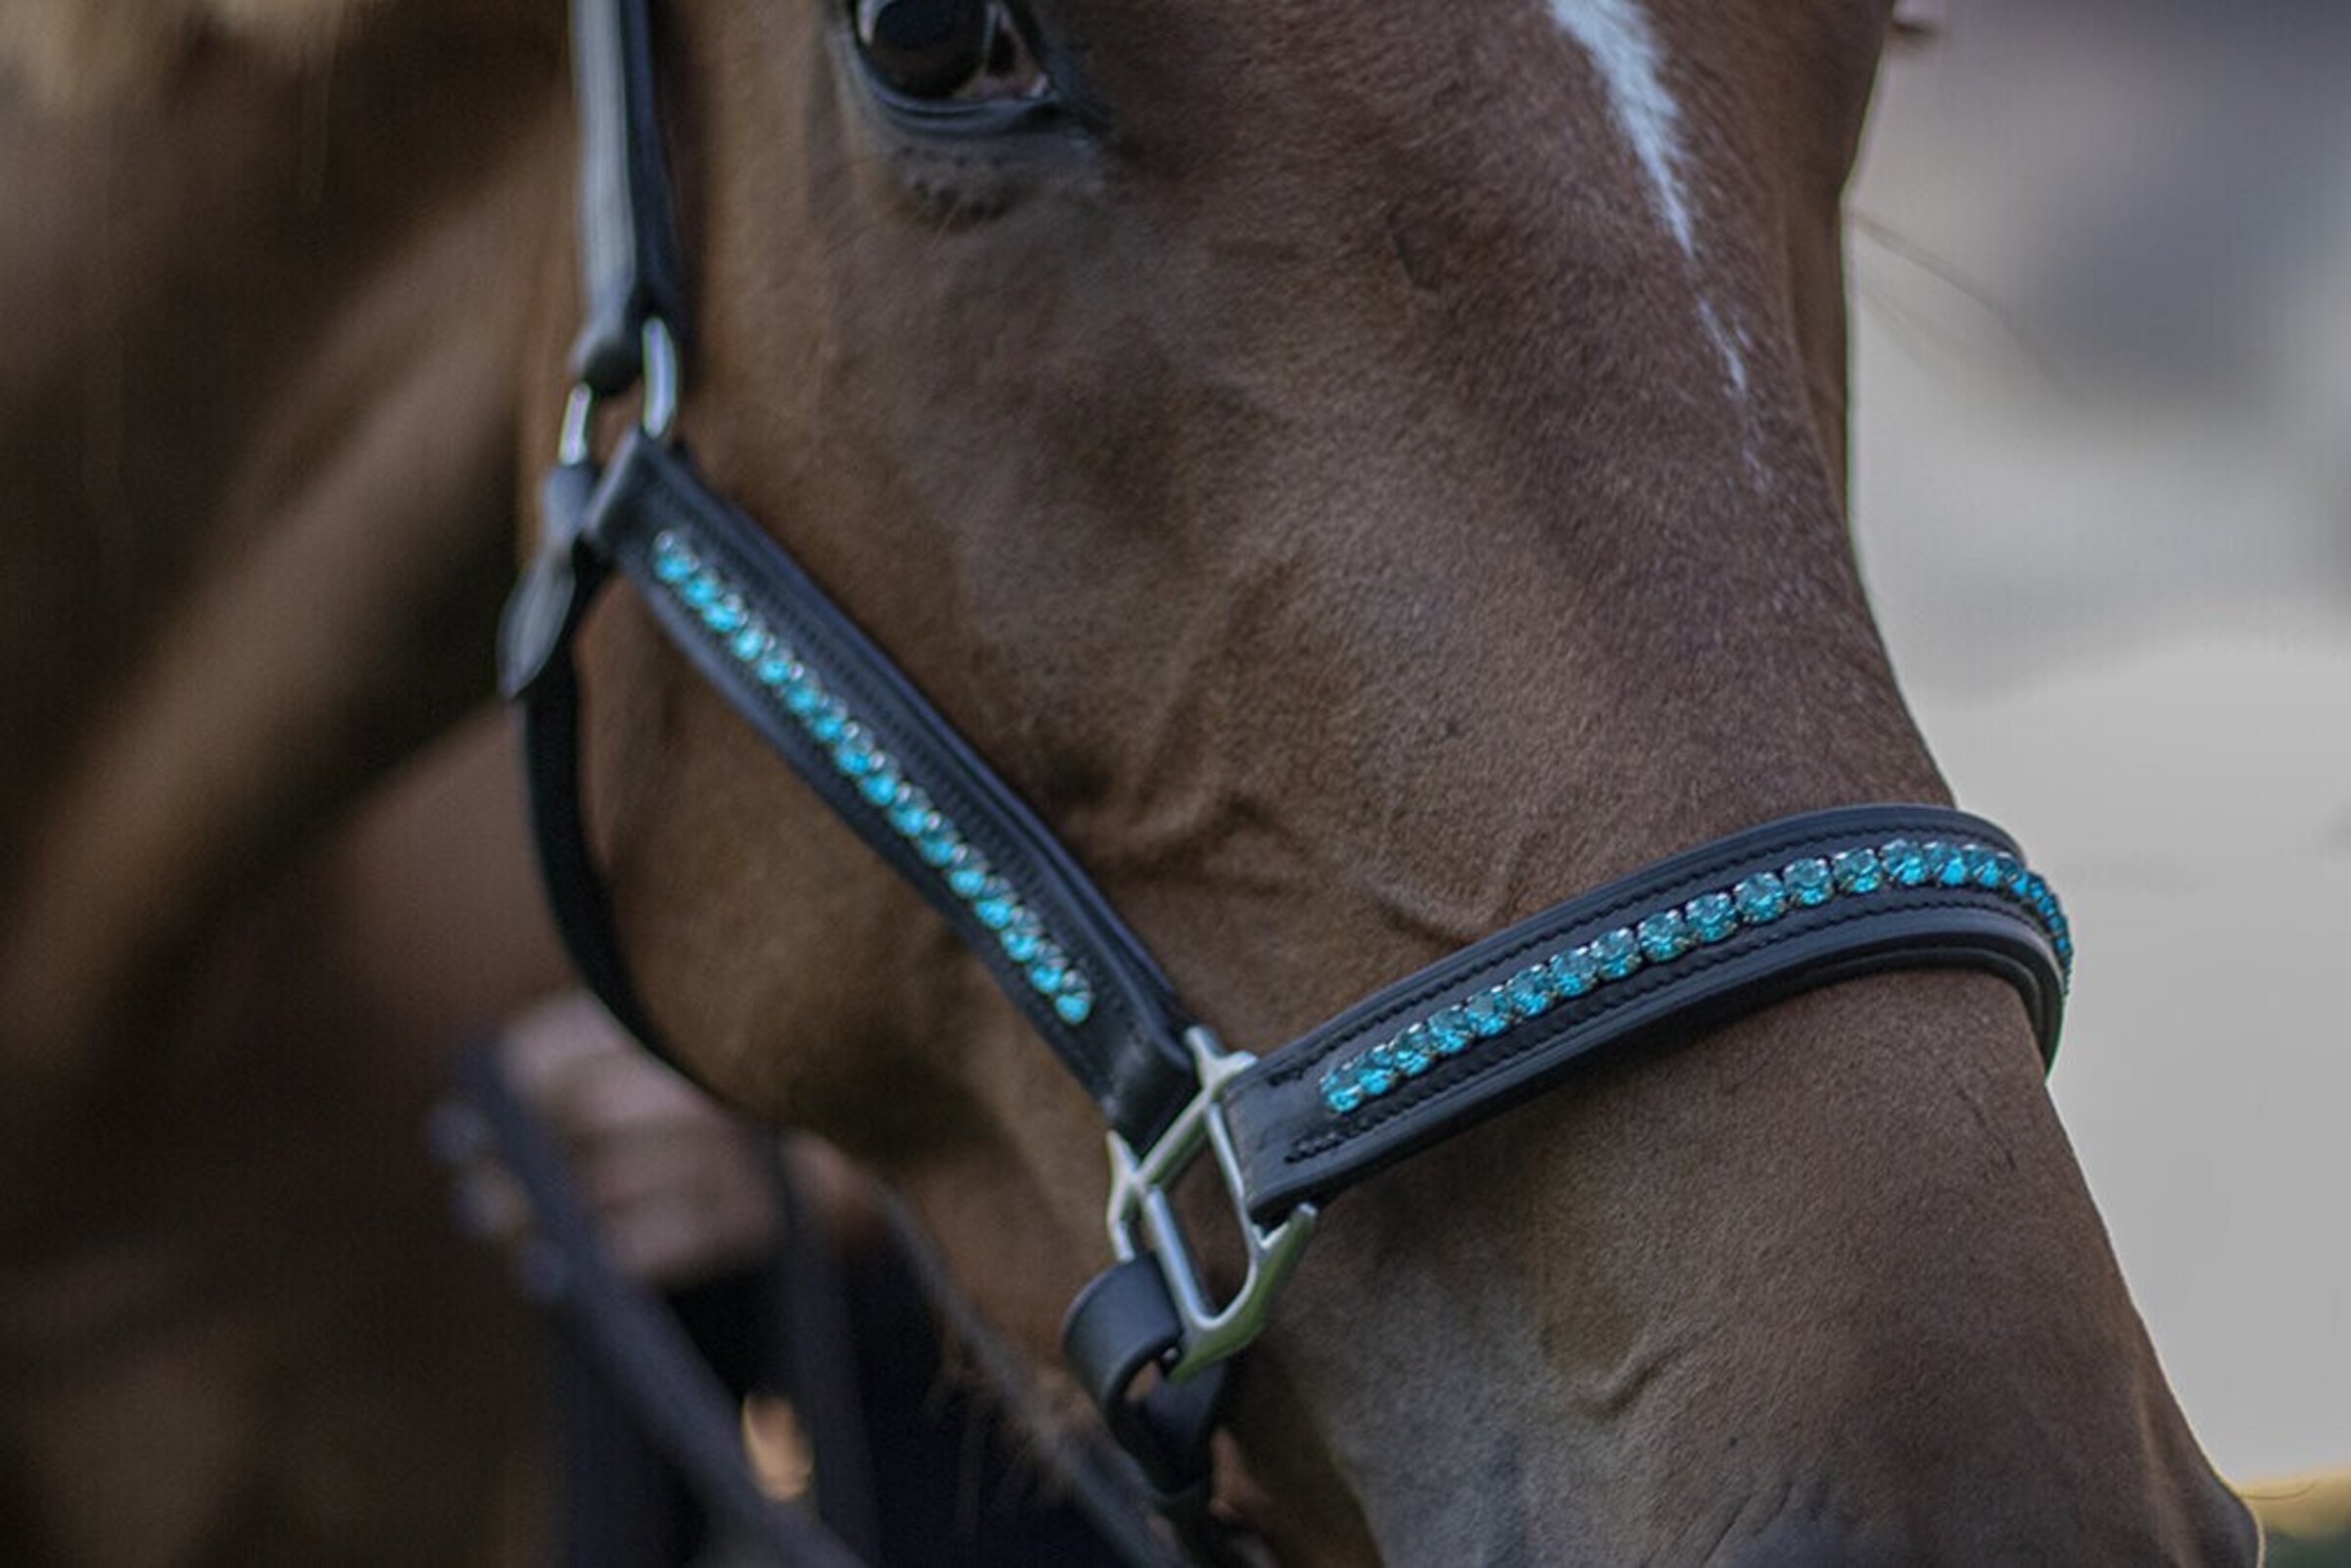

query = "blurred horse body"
0;7;568;1559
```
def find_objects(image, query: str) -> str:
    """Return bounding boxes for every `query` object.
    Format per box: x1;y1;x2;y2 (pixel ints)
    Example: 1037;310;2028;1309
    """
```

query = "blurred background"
1852;0;2350;1484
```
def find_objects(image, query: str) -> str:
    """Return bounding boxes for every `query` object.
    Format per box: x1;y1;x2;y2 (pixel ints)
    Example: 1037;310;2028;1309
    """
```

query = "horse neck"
0;11;563;1100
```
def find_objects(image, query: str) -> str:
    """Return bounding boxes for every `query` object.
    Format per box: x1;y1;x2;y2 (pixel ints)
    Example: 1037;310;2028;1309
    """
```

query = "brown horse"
0;0;2259;1561
527;0;2258;1560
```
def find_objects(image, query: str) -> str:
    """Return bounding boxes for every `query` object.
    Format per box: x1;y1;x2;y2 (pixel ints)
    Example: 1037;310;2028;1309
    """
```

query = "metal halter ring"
1103;1027;1318;1381
557;317;682;466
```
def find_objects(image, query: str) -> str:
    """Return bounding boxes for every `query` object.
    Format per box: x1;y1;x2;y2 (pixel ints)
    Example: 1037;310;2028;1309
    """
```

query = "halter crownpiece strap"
564;0;689;396
507;0;2075;1524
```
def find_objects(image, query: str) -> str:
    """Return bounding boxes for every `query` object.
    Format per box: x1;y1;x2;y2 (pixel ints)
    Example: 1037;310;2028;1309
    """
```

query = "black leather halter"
504;0;2074;1521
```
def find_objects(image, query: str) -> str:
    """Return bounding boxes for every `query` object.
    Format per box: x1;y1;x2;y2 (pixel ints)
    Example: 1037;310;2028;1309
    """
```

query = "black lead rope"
451;1044;868;1568
446;1045;1198;1568
504;0;2076;1540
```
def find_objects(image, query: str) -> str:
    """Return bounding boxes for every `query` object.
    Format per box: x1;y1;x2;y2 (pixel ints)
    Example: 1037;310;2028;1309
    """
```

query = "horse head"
526;0;2256;1558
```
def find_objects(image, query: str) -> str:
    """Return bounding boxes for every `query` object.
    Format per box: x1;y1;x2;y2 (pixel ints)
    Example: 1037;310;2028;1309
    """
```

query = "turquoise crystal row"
1319;837;2072;1116
649;531;1096;1026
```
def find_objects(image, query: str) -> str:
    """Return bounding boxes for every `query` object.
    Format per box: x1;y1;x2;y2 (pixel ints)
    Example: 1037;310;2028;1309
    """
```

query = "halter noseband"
504;0;2072;1519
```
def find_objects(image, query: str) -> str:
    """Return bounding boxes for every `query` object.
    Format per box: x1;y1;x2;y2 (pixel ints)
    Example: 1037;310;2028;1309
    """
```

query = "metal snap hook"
1103;1026;1317;1381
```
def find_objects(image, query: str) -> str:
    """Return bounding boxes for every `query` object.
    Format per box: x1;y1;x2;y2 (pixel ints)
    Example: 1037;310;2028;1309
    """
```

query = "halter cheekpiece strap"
507;0;2074;1520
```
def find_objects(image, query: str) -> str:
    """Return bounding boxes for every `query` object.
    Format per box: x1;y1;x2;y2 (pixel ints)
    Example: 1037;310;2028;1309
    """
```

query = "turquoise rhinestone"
1881;838;1928;886
702;594;747;635
832;738;875;781
831;726;880;777
2034;888;2060;923
973;880;1019;929
2001;857;2032;897
1686;891;1738;943
754;653;794;689
1355;1052;1398;1099
1506;964;1558;1020
1027;953;1069;994
946;848;991;897
998;915;1045;965
915;820;961;868
1590;928;1643;981
681;573;720;612
782;674;824;717
1427;1007;1475;1056
1463;988;1511;1038
1052;978;1094;1026
1924;840;1969;886
1638;910;1692;963
1549;946;1600;998
857;762;901;806
729;625;770;664
1364;1039;1401;1083
1391;1022;1436;1076
806;698;848;743
1734;871;1789;924
1831;848;1883;895
887;784;934;837
1784;857;1834;907
1964;844;2002;889
651;535;696;583
1321;1063;1366;1116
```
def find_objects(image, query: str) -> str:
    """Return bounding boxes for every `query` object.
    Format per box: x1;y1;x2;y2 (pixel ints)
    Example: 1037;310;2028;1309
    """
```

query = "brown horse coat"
2;5;570;1558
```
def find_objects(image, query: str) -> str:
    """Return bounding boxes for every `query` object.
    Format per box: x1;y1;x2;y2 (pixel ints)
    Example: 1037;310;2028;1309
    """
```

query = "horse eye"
851;0;1048;105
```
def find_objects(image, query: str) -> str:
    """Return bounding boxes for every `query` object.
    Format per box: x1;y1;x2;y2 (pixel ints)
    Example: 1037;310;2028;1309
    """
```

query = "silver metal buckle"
557;318;682;466
1104;1026;1317;1381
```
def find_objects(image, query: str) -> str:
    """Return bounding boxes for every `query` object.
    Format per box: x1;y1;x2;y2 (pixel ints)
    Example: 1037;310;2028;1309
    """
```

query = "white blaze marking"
1697;298;1750;402
1543;0;1753;410
1543;0;1696;257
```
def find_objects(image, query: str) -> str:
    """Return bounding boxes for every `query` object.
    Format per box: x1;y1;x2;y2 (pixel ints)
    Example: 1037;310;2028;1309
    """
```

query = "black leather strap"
504;462;678;1070
567;0;691;393
603;435;1203;1140
1060;1259;1229;1505
1223;805;2065;1225
509;431;1205;1146
453;1045;865;1568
